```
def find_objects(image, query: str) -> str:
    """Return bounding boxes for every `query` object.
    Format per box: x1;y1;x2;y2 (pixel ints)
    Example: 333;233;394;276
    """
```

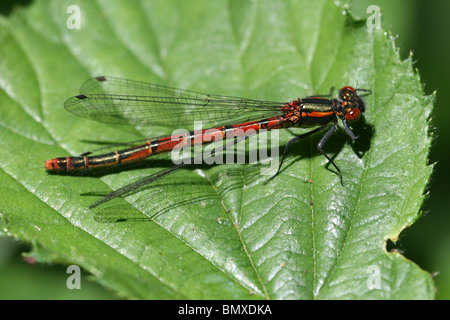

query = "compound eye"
339;86;356;100
341;86;356;93
345;108;361;122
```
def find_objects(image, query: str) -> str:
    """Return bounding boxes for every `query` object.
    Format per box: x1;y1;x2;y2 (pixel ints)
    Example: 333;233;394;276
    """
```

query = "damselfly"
45;76;369;208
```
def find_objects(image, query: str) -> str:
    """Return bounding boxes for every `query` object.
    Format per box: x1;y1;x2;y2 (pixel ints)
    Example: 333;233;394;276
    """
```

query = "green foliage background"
0;0;445;299
352;0;450;300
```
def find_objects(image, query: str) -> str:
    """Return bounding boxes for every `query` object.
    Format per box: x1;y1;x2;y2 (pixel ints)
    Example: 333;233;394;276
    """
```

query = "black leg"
263;126;325;185
305;87;335;99
317;123;344;185
342;119;359;140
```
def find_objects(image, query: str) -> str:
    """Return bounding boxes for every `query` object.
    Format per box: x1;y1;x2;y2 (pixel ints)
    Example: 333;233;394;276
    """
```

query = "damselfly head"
338;86;366;122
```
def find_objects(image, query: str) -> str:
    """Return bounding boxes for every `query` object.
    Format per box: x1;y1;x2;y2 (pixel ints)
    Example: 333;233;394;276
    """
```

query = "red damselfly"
45;76;369;209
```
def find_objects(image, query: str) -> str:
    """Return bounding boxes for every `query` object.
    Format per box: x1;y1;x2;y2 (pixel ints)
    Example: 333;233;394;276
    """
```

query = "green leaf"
0;0;435;299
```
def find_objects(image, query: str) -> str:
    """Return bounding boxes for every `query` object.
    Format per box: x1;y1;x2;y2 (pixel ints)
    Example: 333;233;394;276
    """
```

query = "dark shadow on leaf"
272;119;373;180
93;205;151;223
322;118;373;176
83;178;209;199
89;162;268;221
92;180;218;222
349;116;374;158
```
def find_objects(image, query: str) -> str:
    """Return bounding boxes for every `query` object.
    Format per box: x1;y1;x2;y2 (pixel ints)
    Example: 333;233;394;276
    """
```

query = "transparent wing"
64;76;286;127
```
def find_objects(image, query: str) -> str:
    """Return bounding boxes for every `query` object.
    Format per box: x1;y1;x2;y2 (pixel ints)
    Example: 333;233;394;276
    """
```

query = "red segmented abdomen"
44;116;285;172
